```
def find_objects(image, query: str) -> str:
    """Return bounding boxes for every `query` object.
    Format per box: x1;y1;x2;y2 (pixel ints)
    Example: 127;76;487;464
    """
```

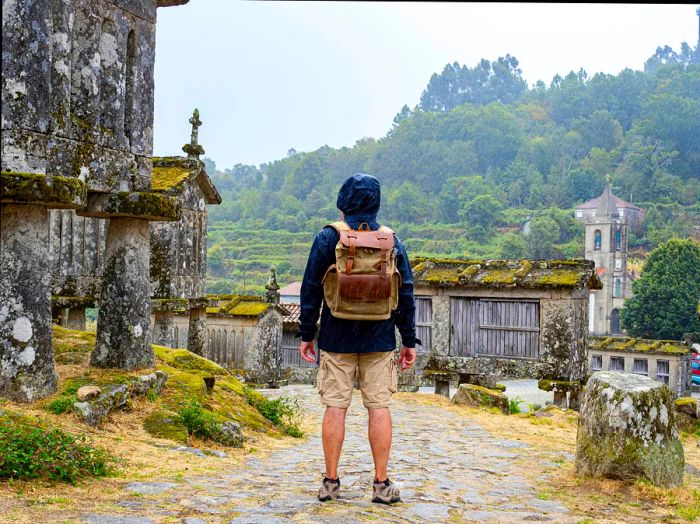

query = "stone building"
167;293;287;386
48;112;220;357
588;336;693;398
580;185;641;335
1;0;189;401
410;257;602;406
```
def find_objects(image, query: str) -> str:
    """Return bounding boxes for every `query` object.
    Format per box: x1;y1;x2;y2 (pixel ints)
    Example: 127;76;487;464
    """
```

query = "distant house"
279;281;302;304
588;336;693;398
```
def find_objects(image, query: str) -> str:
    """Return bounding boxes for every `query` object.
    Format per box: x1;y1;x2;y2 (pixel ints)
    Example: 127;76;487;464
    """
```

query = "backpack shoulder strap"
327;221;351;233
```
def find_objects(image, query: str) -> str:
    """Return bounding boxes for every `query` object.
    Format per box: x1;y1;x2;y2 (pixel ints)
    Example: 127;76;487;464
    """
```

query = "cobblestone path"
84;385;580;524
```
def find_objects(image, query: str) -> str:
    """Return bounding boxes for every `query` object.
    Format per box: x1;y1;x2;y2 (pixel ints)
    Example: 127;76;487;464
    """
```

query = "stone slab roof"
412;258;603;291
152;156;222;205
589;336;691;356
283;303;301;324
205;294;282;318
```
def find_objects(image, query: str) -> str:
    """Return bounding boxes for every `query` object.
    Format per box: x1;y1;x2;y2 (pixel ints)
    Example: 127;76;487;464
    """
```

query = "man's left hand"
397;346;416;371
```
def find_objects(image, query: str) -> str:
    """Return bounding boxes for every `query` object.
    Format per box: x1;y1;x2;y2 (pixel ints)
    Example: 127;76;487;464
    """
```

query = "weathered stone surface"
92;218;154;369
125;482;178;495
74;384;130;427
77;385;101;401
0;204;57;402
131;370;168;396
452;384;510;414
187;307;207;356
674;397;698;418
153;311;175;347
575;371;684;487
1;172;87;208
210;421;244;448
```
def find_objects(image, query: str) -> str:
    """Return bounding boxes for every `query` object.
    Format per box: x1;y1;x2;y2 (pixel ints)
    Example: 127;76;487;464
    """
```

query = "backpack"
322;221;401;320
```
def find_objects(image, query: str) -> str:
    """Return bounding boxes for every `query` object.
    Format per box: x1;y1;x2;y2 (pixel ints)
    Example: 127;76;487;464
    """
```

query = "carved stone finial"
265;267;280;304
182;108;205;158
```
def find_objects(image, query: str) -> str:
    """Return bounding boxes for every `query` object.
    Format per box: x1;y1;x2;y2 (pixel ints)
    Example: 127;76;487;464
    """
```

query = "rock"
211;421;244;447
73;384;130;427
451;384;510;414
575;371;684;488
131;370;168;396
674;397;698;418
205;450;227;458
174;446;207;458
77;385;101;401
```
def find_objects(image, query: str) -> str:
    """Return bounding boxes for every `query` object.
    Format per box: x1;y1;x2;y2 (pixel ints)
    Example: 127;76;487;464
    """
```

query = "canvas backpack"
322;221;401;320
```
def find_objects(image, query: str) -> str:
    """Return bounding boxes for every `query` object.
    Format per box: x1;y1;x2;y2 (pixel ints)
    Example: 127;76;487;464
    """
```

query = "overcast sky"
153;2;699;169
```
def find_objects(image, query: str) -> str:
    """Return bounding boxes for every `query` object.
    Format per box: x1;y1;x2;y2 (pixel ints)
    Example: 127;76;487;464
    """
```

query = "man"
298;173;419;504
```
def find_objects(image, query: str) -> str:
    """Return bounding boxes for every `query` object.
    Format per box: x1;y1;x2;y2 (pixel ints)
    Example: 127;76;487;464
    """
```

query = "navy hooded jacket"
298;173;420;353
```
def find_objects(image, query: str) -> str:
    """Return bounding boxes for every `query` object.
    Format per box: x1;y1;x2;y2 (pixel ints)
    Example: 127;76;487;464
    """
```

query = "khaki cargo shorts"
316;350;398;409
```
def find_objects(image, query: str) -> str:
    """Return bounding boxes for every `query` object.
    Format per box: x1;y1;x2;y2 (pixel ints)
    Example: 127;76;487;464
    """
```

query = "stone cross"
182;108;205;158
265;267;280;305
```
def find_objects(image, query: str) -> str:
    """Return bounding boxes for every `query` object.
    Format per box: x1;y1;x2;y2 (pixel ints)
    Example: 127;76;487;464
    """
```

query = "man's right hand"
300;340;316;363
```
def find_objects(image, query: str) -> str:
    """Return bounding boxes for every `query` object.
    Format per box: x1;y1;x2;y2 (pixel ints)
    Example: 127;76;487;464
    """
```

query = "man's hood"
336;173;381;220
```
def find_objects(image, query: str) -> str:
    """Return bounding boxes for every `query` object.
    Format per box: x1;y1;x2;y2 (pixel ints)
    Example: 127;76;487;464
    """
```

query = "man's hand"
299;340;316;363
397;346;416;371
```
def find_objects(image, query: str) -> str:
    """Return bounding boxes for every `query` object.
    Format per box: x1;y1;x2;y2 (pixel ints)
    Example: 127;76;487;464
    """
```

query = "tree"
460;194;503;241
620;238;700;340
526;216;560;259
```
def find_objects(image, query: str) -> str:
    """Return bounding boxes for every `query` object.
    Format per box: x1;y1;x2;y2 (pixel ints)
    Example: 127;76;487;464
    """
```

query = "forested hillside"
206;44;700;295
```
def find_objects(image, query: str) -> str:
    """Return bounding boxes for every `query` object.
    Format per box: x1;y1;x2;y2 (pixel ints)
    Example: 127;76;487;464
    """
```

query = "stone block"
131;370;168;396
211;421;243;447
575;371;684;488
77;385;101;401
74;384;130;427
451;384;510;414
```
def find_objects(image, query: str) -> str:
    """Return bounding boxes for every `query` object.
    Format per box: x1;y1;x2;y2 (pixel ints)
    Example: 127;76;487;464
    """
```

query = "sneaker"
318;476;340;502
372;478;401;504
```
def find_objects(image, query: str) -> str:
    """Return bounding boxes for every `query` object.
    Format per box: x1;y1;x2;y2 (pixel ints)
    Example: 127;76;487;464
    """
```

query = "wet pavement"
82;385;580;523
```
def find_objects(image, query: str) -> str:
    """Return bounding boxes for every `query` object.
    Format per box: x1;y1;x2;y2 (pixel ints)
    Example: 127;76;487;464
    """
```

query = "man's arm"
298;228;337;343
393;235;420;370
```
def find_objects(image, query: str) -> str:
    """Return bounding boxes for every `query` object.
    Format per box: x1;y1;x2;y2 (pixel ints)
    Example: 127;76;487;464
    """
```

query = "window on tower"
594;230;602;251
615;229;621;251
614;278;621;297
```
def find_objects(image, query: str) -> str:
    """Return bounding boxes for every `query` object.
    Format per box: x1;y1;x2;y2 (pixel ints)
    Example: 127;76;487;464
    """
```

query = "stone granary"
166;291;287;386
411;258;602;407
588;336;693;398
1;0;189;402
49;113;221;358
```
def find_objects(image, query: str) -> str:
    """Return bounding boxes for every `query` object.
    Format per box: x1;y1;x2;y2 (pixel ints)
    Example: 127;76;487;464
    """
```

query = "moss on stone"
452;384;510;414
480;269;519;285
83;191;181;221
226;302;270;317
153;345;225;375
52;325;96;355
528;270;581;288
538;379;580;392
151;166;191;191
1;171;87;208
589;336;690;355
142;410;188;443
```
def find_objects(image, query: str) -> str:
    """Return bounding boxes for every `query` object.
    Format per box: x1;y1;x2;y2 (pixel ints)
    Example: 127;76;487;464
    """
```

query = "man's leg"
367;407;392;481
322;406;347;479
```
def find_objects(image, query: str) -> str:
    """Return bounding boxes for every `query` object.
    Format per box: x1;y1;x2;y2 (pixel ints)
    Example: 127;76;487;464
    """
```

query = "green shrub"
243;388;303;438
176;399;218;440
508;396;524;415
46;395;77;415
0;412;111;484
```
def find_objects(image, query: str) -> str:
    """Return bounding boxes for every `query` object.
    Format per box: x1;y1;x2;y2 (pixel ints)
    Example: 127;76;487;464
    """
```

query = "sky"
153;2;699;170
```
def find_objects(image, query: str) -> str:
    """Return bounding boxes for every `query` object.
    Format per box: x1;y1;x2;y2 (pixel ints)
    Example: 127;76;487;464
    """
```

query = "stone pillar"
66;307;86;331
553;390;568;408
188;307;207;356
0;204;58;401
91;218;154;369
568;389;583;411
434;374;451;397
153;310;174;347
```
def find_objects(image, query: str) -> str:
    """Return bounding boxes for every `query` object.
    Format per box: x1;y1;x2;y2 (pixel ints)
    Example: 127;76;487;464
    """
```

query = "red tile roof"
282;303;301;324
280;281;302;296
